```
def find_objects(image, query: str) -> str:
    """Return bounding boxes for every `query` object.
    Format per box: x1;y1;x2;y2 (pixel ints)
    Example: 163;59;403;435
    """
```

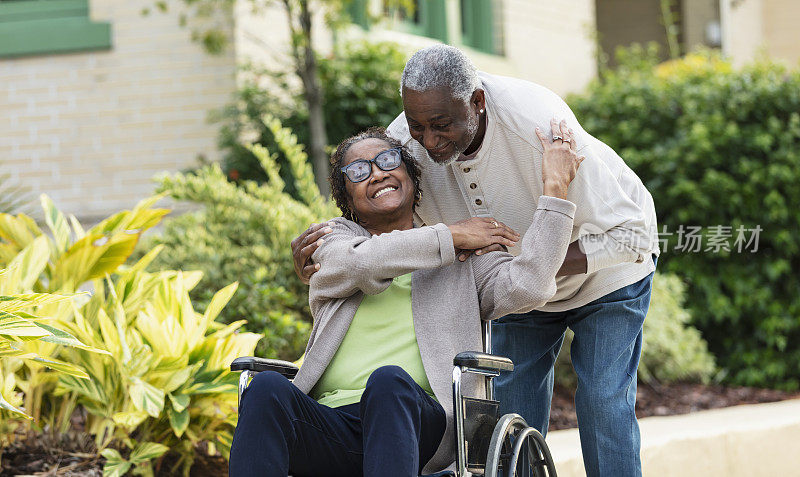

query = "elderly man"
292;45;659;477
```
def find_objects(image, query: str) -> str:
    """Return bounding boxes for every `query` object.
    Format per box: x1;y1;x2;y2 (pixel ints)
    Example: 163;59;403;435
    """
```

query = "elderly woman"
229;123;583;477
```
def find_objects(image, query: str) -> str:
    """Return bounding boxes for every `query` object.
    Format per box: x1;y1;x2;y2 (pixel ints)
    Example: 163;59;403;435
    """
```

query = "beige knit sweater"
387;72;660;312
298;196;576;473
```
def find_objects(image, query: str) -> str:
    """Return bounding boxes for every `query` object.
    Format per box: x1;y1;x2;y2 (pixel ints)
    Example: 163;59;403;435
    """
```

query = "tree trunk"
297;0;330;197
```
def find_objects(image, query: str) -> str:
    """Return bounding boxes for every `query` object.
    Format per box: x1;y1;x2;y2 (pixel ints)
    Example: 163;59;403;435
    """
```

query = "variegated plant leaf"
0;293;77;314
167;405;189;437
30;356;89;379
129;377;165;418
0;389;31;420
5;235;49;291
41;195;70;254
129;441;168;464
112;410;149;430
101;448;131;477
0;312;51;337
35;322;111;355
168;392;190;412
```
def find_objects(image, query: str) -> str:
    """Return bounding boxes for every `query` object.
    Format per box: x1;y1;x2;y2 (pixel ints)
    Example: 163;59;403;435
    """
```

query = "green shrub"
145;118;340;360
0;196;258;475
214;39;406;184
568;46;800;389
555;272;717;387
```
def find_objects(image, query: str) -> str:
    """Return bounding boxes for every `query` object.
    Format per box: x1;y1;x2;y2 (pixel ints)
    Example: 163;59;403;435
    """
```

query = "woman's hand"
535;119;585;200
448;217;520;252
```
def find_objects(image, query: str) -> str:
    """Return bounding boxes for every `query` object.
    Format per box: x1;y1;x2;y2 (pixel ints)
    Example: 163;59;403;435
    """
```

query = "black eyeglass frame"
340;147;404;183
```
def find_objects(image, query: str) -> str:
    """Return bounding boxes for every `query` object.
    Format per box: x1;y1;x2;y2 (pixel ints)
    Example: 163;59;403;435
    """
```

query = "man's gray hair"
401;45;481;103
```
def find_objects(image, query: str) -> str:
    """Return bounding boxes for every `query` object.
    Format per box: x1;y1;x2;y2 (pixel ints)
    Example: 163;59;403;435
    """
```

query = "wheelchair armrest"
230;357;299;379
454;351;513;373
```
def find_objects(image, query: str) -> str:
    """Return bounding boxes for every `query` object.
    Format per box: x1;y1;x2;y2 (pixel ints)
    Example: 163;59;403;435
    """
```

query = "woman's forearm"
310;222;456;298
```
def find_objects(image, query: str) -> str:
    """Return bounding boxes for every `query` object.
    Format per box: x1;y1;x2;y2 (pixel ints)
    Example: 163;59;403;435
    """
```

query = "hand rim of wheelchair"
484;413;557;477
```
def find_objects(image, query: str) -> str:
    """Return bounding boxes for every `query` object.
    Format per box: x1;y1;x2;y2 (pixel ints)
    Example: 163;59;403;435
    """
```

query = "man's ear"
471;89;486;114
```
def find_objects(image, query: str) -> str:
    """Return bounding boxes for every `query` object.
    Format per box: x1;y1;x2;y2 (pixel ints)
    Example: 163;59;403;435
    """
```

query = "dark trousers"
229;365;447;477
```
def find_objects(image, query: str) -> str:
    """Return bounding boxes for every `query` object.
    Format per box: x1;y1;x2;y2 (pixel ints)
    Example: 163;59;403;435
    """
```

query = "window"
460;0;502;55
0;0;111;58
348;0;503;56
384;0;448;43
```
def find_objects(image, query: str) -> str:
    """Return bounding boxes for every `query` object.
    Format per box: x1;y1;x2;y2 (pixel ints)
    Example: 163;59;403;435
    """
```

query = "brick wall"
0;0;237;221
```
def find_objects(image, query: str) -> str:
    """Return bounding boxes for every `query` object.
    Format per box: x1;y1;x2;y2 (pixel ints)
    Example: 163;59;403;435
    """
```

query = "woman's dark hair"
329;127;423;222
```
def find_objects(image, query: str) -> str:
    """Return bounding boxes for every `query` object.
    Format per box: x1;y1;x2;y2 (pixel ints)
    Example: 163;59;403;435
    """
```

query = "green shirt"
311;273;435;408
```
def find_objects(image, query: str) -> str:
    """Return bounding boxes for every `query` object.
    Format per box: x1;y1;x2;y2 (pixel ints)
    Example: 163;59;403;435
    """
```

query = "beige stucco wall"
722;0;800;66
0;0;237;221
499;0;596;96
762;0;800;64
233;1;332;75
721;0;764;65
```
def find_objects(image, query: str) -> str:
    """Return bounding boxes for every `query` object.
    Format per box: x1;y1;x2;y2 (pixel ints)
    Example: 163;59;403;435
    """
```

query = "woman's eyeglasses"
340;147;403;183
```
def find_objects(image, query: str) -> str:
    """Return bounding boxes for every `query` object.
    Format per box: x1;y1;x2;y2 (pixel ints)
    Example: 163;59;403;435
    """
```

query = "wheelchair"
230;320;557;477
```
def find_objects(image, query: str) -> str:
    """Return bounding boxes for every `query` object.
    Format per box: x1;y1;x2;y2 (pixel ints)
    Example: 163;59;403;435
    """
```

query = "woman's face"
343;138;415;226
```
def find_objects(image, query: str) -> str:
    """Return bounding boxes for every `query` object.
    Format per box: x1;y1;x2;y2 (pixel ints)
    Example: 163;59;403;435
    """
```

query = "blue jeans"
228;365;446;477
493;261;656;477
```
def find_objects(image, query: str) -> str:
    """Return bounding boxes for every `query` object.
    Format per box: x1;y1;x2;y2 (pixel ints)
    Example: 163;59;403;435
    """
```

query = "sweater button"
475;199;482;205
470;183;477;189
463;167;471;173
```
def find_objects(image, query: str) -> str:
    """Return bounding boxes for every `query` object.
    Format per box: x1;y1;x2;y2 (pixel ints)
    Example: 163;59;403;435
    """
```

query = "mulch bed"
3;383;799;475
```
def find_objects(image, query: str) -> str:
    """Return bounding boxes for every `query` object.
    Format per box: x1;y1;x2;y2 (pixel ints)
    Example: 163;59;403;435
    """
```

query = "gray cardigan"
296;196;577;472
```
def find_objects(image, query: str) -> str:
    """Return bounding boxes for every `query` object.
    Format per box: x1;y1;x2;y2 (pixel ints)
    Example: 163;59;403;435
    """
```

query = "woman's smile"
372;185;398;199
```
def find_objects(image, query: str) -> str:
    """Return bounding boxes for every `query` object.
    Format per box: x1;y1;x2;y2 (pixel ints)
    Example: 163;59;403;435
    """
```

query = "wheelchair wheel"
484;414;557;477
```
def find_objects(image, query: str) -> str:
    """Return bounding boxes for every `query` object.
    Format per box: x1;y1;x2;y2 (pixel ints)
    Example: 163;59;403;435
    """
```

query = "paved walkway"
547;398;800;476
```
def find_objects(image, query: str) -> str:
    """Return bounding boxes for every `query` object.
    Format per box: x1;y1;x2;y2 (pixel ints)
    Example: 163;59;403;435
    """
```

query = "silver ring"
552;135;563;142
562;138;571;144
491;221;499;228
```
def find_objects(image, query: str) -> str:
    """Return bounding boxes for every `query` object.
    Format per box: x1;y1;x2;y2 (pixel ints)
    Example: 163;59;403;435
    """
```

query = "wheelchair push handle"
230;357;299;379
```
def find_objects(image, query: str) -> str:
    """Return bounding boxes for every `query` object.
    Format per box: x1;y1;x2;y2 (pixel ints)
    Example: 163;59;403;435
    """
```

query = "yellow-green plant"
1;195;261;475
0;236;108;446
57;261;260;476
0;195;168;429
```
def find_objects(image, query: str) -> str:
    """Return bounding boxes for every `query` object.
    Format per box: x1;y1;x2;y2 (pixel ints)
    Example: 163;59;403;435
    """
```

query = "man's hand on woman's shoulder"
291;222;334;284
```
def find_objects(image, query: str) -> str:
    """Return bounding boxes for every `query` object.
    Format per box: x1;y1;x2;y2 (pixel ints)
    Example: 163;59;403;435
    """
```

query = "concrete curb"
546;398;800;476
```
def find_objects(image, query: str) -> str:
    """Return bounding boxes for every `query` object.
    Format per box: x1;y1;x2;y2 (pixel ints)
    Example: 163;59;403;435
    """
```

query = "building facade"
2;0;798;220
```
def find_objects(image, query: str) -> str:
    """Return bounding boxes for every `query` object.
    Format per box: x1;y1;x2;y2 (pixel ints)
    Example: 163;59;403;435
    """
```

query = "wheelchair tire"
484;413;557;477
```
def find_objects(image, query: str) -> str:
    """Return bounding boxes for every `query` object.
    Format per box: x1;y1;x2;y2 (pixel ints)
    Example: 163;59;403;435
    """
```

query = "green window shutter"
0;0;112;58
422;0;447;43
347;0;369;30
386;0;447;43
460;0;498;54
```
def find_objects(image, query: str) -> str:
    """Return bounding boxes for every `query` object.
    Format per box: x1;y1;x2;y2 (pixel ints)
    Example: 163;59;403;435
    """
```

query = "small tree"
166;0;411;195
214;39;406;185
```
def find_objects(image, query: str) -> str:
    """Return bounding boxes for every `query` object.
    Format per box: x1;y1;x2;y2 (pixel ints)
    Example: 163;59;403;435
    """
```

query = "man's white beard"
427;110;480;166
